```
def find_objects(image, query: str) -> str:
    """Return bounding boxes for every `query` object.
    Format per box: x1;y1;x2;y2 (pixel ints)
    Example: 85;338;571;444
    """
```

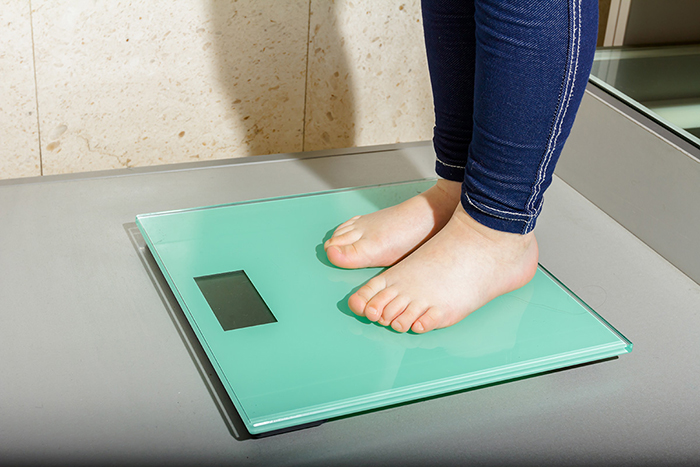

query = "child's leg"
324;0;476;269
349;0;599;332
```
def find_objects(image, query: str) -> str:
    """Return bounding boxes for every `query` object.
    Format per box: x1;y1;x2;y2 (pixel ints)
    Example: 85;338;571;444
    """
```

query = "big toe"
348;276;387;316
325;240;373;269
326;244;357;268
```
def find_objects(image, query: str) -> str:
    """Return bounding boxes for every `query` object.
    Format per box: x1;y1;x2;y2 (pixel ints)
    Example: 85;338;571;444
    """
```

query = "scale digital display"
195;271;276;331
136;180;632;436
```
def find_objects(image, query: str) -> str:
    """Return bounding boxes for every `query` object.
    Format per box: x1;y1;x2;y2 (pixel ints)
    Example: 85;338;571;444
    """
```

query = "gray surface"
557;85;700;285
1;140;699;466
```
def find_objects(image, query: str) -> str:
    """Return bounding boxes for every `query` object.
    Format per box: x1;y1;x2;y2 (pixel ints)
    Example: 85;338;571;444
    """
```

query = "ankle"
452;205;536;249
434;178;462;201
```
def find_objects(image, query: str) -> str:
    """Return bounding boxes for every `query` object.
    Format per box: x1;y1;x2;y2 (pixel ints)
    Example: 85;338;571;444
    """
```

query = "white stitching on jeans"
464;191;533;220
436;157;465;169
526;0;580;226
465;195;528;224
525;0;581;230
527;0;581;228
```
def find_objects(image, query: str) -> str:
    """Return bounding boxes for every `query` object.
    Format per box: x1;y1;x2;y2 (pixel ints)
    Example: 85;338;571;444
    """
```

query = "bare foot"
347;206;539;333
324;179;461;269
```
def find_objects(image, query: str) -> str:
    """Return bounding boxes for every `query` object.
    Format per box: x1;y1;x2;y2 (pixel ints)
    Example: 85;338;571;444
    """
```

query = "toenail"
392;321;402;332
366;306;378;320
413;321;424;332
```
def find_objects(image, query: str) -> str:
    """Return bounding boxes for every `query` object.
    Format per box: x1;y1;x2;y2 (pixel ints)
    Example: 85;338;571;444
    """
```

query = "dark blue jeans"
422;0;598;234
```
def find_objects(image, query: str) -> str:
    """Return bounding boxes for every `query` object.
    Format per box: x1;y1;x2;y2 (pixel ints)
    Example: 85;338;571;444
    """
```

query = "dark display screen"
195;270;277;331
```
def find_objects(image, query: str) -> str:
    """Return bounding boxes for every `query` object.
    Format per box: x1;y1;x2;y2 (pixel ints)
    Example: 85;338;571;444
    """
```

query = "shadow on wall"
209;0;356;157
302;0;357;152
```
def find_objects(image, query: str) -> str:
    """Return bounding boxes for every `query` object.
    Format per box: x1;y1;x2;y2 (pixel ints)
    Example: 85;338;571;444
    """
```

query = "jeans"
422;0;598;234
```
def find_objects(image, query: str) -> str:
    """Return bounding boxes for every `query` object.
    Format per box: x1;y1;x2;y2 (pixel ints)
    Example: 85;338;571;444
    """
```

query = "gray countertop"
1;141;699;466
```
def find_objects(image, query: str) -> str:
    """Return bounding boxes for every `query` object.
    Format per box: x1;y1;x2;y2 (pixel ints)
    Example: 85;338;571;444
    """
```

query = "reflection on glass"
591;45;700;146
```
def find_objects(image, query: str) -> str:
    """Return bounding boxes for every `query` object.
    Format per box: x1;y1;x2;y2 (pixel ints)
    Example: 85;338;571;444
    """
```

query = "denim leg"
464;0;598;234
421;0;476;183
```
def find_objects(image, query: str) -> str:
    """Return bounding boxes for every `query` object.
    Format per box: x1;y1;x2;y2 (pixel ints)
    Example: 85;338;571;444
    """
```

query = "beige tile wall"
0;1;41;179
305;0;434;151
1;0;434;180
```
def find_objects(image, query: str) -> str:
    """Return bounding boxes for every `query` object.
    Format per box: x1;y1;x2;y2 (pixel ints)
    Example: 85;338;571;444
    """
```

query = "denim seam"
464;197;529;232
524;0;581;231
436;157;465;170
464;191;533;220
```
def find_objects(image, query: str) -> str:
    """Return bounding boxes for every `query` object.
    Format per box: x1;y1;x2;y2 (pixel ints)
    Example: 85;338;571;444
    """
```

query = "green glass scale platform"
136;179;632;436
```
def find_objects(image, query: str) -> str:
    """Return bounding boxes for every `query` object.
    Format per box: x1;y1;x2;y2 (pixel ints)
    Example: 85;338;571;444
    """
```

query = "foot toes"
336;215;361;230
377;295;410;326
364;287;398;322
330;224;356;238
391;301;429;333
348;276;387;316
325;229;362;249
325;243;361;268
347;292;367;316
411;307;443;333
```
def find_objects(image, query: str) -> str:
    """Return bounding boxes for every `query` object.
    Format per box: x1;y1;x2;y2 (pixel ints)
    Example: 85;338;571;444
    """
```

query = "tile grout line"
301;0;312;152
28;0;43;176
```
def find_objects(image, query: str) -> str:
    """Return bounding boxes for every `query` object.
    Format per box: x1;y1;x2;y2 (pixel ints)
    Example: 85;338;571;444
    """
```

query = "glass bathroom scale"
136;179;632;436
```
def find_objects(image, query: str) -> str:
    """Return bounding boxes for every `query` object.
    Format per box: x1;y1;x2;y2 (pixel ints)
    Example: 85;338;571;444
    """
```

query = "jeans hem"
435;158;465;182
461;193;535;235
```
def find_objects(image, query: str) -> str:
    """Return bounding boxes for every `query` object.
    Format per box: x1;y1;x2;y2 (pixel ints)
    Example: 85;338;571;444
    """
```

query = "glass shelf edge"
588;76;700;149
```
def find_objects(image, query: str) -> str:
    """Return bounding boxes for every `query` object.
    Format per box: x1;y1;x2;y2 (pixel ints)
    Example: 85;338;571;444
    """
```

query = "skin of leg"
338;0;595;333
324;178;462;269
348;203;539;333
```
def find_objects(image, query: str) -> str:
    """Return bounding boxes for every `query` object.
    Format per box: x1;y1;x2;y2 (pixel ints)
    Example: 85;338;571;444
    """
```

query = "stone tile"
0;1;41;180
304;0;434;151
32;0;309;175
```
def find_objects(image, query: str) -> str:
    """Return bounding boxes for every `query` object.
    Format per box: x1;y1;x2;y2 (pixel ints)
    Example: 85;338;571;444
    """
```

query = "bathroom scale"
136;179;632;436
